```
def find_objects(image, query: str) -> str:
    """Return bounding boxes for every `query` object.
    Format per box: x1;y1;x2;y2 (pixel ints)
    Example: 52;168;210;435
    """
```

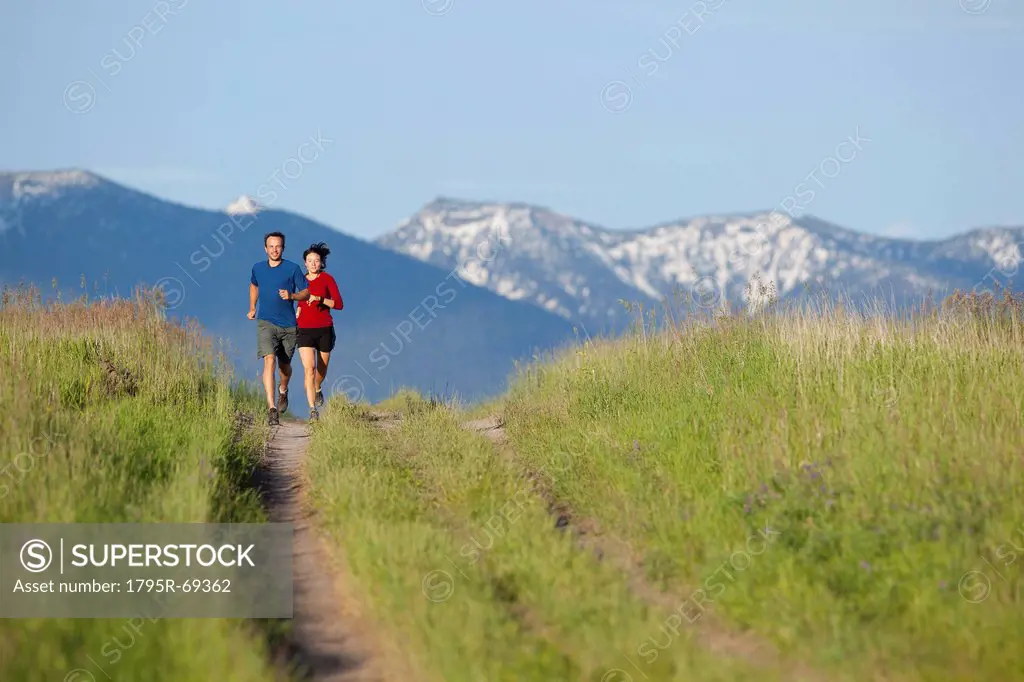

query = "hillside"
0;170;577;408
0;289;287;681
305;290;1024;681
377;197;1024;331
5;262;1023;681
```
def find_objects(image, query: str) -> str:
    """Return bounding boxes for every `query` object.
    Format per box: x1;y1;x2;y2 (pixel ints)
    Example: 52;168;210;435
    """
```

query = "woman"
295;242;343;421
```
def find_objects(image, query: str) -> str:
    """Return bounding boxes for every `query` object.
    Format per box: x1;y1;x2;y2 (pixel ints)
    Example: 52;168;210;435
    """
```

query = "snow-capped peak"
0;169;102;206
0;170;105;236
225;195;262;215
376;198;1024;329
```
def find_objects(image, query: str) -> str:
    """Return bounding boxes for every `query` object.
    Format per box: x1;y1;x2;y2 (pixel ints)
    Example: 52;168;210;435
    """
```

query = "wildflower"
859;560;872;572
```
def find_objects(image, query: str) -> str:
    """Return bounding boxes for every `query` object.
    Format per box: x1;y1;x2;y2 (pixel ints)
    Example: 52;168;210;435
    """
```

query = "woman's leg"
298;346;318;409
316;351;330;394
315;327;334;396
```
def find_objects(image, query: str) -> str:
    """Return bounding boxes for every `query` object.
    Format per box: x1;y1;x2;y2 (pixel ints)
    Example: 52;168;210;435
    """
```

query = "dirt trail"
253;419;392;682
461;416;831;682
461;415;506;444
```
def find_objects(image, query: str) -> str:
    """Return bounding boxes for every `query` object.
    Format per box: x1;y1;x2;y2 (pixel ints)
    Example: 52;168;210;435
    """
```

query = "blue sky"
2;0;1022;240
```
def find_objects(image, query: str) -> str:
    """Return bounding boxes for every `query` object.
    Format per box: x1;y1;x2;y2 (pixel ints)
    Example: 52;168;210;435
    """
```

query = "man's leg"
275;347;291;415
278;358;292;393
256;321;278;411
275;326;298;414
262;355;277;410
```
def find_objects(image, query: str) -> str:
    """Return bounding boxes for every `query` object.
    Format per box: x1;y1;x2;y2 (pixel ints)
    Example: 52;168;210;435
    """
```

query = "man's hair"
264;231;285;247
303;242;331;269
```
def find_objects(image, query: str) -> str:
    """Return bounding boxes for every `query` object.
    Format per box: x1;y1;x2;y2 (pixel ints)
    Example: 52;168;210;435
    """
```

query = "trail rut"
461;416;832;682
253;420;387;682
358;408;832;680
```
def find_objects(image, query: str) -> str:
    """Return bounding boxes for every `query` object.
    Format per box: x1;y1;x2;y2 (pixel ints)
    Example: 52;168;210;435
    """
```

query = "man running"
248;231;310;425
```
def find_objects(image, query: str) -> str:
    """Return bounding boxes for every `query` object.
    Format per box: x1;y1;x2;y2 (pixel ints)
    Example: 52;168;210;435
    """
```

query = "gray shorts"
257;319;297;365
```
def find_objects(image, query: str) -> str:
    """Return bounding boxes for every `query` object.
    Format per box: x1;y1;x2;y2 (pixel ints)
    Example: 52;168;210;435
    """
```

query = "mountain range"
0;170;576;409
378;198;1024;331
2;168;1022;407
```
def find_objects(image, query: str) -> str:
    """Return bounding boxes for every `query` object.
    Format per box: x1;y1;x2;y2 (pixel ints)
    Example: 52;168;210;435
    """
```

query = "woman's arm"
310;276;343;309
327;275;343;311
310;295;337;308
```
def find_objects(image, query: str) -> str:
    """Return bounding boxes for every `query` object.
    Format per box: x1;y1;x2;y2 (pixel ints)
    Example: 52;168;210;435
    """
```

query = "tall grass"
0;285;285;682
496;288;1024;680
306;402;793;682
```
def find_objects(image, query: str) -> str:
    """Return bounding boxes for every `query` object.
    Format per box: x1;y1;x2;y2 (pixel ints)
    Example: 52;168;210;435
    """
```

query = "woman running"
295;242;343;421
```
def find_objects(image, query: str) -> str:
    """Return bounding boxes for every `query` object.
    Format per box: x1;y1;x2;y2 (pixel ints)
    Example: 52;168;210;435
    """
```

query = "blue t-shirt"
250;259;307;328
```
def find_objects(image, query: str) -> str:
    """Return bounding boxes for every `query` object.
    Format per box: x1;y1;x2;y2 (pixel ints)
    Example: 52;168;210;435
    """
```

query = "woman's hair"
302;242;331;269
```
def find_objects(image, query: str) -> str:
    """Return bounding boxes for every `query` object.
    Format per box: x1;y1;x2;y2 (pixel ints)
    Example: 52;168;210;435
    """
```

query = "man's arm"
248;283;259;319
292;266;310;301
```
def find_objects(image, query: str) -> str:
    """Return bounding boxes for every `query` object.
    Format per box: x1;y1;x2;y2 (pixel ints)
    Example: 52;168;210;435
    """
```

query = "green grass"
305;292;1024;681
493;298;1024;681
306;403;818;681
12;278;1022;680
0;287;287;682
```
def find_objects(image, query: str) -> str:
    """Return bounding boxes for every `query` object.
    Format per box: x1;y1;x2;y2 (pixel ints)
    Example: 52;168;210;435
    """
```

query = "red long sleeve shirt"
297;272;343;328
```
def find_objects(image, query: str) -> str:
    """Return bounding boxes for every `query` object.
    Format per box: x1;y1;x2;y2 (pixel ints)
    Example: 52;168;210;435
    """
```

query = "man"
248;231;310;425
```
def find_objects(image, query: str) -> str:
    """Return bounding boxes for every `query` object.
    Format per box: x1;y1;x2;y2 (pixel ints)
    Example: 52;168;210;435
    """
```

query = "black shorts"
296;325;336;352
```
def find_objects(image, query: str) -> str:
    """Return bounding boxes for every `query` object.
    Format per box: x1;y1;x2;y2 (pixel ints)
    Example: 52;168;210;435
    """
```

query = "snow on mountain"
0;169;102;207
376;198;1024;328
225;194;262;215
379;198;661;329
0;169;110;238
